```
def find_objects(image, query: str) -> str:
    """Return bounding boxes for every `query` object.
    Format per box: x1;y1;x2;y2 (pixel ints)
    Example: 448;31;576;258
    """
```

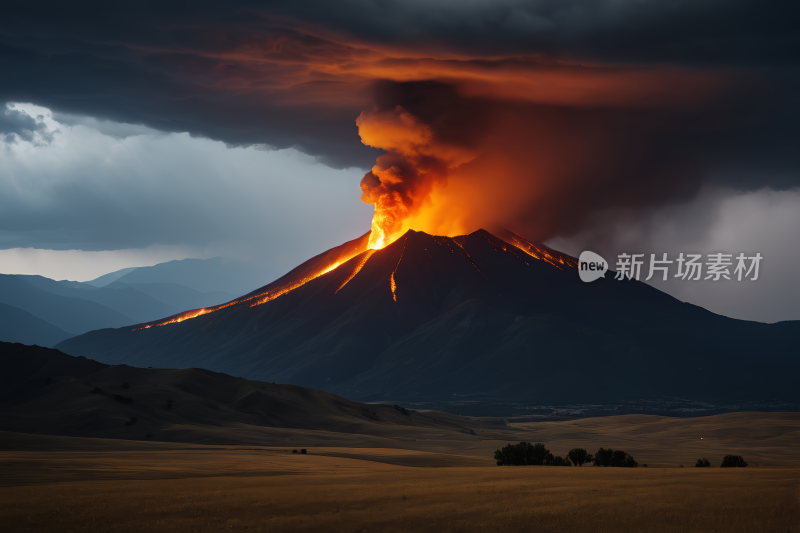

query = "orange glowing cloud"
356;105;480;249
157;25;739;248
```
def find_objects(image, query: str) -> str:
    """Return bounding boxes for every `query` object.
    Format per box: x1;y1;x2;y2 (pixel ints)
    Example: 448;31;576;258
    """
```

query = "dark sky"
0;0;799;321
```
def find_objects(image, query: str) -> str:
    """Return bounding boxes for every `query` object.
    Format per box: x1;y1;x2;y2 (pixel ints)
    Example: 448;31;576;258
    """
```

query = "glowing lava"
498;230;578;271
388;238;407;302
337;249;376;293
132;234;372;331
390;272;397;301
131;228;576;332
250;260;344;307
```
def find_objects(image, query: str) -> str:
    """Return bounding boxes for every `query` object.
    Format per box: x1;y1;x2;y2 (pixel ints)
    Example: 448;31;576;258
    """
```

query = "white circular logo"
578;251;608;282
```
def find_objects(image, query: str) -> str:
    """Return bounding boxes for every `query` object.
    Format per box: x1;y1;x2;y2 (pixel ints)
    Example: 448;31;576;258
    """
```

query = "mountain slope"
0;342;488;444
0;302;73;347
56;229;800;404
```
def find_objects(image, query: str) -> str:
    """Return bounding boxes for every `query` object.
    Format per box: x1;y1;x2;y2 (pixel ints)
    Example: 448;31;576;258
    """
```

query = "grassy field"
2;412;800;532
1;446;799;532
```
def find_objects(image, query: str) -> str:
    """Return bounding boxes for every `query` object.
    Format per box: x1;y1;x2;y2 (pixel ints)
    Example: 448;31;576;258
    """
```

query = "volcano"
56;229;800;406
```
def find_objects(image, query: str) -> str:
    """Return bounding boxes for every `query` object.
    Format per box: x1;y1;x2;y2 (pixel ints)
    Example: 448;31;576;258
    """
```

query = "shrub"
551;456;572;466
292;449;298;454
695;458;711;467
721;455;748;467
300;449;307;454
567;448;591;467
612;450;638;468
593;448;637;467
494;442;552;466
592;447;613;467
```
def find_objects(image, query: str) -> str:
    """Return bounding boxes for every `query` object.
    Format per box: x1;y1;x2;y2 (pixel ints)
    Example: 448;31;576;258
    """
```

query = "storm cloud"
1;1;799;321
1;0;798;169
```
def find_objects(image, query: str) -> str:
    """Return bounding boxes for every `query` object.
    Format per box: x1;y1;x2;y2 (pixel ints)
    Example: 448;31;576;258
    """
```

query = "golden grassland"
1;452;798;533
2;412;800;532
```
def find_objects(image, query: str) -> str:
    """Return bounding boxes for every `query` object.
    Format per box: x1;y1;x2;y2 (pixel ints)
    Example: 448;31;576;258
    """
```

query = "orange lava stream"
502;232;578;270
389;238;407;302
337;250;376;293
133;257;353;330
250;260;344;307
133;308;210;330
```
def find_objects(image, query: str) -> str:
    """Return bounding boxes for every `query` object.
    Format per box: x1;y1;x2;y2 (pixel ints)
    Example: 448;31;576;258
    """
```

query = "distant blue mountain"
0;301;73;347
0;275;134;335
85;267;139;288
0;257;266;347
113;257;266;295
15;275;179;324
105;282;236;312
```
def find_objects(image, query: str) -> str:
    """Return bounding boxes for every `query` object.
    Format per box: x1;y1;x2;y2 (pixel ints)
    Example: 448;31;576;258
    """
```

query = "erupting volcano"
45;89;800;405
57;228;799;406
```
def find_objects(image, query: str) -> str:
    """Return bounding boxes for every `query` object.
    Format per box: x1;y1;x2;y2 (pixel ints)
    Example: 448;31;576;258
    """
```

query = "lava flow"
131;228;578;332
132;233;371;331
496;230;578;271
337;249;376;293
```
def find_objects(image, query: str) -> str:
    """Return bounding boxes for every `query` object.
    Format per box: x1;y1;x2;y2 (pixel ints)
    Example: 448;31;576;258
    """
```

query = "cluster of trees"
494;443;747;468
494;443;637;467
696;455;747;467
720;455;747;467
592;447;638;468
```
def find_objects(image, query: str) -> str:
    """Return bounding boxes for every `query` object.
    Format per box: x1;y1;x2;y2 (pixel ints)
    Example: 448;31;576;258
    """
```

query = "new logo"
579;251;608;282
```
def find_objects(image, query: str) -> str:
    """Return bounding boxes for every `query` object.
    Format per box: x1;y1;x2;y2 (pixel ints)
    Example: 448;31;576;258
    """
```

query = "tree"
593;447;614;467
494;442;553;466
593;447;637;467
610;449;638;468
551;455;572;466
695;458;711;467
720;455;747;467
567;448;592;467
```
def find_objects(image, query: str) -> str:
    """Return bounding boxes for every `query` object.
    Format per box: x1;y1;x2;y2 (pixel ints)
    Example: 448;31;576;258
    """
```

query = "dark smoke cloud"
362;77;798;244
0;0;798;247
1;0;798;170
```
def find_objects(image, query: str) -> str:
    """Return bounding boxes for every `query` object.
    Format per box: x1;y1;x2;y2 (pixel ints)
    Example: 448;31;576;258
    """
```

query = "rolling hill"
0;342;488;444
